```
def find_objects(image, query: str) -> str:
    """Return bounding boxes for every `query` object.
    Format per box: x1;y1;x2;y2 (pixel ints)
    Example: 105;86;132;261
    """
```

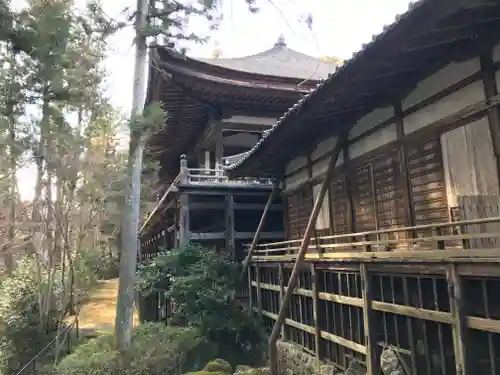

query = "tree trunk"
114;0;148;351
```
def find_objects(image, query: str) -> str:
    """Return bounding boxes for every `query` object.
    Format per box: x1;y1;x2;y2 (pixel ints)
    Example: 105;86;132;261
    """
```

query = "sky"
14;0;413;200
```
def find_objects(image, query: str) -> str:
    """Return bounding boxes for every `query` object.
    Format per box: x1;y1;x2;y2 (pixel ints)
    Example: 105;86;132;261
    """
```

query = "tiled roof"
196;45;340;80
223;0;430;173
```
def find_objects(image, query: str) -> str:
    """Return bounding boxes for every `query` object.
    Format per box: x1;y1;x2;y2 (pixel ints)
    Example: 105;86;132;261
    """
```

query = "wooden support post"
225;194;236;260
278;264;286;340
215;124;223;174
360;263;377;375
395;102;415;230
311;264;321;363
447;264;469;375
269;137;345;375
248;264;254;308
204;149;211;169
256;264;262;317
240;182;279;281
178;194;189;248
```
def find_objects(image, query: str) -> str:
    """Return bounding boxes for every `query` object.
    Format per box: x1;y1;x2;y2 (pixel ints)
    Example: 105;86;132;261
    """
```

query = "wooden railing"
248;215;500;375
183;167;272;185
251;215;500;259
14;317;79;375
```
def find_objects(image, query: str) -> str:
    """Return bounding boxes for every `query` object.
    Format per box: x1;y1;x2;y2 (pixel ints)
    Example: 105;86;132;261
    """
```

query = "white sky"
15;0;412;200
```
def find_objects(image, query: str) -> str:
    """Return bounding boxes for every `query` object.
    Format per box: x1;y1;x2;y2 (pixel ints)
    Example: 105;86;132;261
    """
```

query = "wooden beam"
269;135;345;375
447;264;469;375
240;182;279;281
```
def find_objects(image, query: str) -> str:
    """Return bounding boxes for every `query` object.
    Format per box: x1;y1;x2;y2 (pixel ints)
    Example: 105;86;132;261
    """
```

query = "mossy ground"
70;279;138;335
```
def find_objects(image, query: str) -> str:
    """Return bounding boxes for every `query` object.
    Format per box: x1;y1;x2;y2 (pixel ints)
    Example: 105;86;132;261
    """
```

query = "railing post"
179;154;188;184
268;136;345;375
361;263;377;375
447;264;469;375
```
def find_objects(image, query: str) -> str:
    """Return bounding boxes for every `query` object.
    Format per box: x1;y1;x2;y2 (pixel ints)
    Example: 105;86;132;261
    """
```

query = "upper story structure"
145;37;341;186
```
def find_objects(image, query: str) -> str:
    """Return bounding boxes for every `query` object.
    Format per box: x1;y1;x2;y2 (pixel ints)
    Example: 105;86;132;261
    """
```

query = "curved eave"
151;46;318;94
225;0;500;178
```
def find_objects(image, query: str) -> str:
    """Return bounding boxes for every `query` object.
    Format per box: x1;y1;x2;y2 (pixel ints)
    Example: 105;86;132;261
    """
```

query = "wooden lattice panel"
286;185;313;240
351;165;376;232
406;138;449;225
372;149;408;229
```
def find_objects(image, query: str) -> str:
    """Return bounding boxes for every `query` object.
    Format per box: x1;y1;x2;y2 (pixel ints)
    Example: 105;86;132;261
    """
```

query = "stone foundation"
276;341;339;375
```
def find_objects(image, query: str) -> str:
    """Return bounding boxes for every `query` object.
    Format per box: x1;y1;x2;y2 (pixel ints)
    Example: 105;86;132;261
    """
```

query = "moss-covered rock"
203;358;232;373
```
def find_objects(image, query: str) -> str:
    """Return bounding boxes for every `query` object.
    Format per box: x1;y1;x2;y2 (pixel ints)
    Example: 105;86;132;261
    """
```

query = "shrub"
136;245;266;367
49;323;207;375
0;258;62;374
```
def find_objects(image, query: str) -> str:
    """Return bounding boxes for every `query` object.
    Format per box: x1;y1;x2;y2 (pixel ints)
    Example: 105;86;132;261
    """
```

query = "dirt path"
77;279;138;335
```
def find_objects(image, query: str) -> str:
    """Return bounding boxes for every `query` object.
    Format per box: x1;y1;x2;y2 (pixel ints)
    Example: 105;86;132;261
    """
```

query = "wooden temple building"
139;38;339;261
222;0;500;374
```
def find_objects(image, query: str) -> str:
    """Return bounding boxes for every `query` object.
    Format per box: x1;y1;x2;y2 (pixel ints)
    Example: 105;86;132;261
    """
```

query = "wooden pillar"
248;264;254;308
343;146;355;235
269;136;345;375
178;194;189;248
215;124;223;172
480;50;500;188
395;102;415;228
311;264;321;363
360;263;377;375
225;194;235;260
447;264;469;375
203;149;210;169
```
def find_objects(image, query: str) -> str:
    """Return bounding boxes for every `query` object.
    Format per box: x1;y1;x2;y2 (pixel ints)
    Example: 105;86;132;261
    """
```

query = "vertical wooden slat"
278;264;286;340
311;264;321;362
402;276;418;374
360;263;377;375
256;264;262;317
447;264;468;375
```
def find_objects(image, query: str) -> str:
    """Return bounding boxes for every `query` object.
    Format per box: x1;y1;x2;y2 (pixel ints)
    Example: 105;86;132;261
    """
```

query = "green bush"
0;247;114;375
136;245;266;367
49;323;207;375
0;258;62;374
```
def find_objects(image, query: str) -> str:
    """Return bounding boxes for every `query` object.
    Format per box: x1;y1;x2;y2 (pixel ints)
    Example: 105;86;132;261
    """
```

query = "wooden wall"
282;41;500;242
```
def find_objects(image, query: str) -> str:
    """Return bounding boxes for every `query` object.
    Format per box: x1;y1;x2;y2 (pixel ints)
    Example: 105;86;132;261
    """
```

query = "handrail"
253;215;500;250
14;316;79;375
